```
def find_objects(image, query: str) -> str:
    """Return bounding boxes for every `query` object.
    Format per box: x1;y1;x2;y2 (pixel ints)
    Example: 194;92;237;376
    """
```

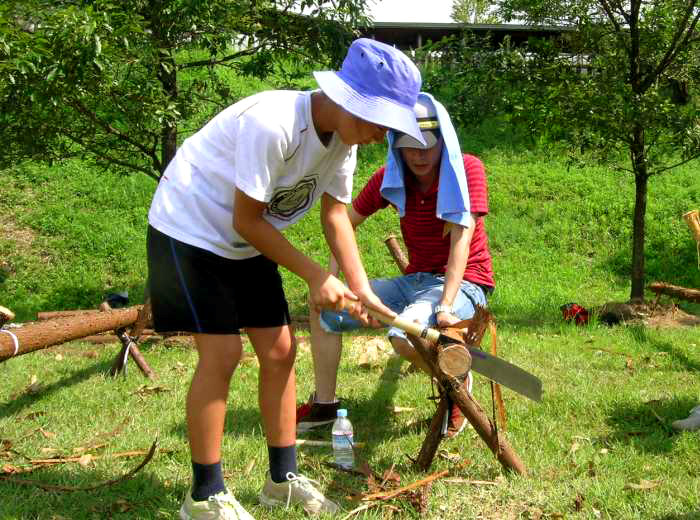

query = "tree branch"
652;153;700;176
179;45;263;69
598;0;625;30
68;98;156;160
642;0;700;91
63;130;160;181
628;0;641;89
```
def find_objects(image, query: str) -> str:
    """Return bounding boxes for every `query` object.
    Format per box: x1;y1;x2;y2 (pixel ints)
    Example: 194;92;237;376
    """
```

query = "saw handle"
343;301;441;343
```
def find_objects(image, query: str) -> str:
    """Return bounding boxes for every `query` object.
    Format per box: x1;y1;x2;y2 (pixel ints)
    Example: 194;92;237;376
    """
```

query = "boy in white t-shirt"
147;38;424;519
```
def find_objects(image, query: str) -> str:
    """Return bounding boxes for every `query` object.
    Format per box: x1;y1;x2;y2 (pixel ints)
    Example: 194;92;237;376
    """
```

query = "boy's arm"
321;193;395;322
233;188;356;312
437;213;477;328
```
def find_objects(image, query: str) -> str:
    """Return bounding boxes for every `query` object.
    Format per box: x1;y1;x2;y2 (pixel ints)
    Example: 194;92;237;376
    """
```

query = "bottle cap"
337;408;347;418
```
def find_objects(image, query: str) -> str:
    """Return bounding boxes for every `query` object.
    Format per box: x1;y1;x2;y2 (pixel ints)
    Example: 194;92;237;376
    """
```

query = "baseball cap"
313;38;425;145
393;96;440;149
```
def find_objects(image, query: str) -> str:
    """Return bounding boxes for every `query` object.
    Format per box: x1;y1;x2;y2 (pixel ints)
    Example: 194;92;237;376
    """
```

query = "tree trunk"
148;1;178;176
630;124;648;302
158;64;178;175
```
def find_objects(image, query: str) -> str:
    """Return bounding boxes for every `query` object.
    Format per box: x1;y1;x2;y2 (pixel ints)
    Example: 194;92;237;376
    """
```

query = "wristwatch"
434;304;453;315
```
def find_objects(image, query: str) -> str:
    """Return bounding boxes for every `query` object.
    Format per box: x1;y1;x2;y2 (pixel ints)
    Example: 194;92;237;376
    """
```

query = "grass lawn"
1;123;699;518
0;323;698;519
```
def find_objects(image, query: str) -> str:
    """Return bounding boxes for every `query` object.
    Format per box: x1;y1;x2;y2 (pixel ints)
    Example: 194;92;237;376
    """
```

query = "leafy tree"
432;1;700;301
451;0;500;23
0;0;369;181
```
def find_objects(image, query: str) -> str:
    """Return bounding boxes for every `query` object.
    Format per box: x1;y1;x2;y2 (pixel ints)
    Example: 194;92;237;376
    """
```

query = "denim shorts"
320;273;488;340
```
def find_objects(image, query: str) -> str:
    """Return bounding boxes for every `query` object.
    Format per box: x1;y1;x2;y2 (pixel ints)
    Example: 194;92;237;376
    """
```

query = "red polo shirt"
353;154;494;289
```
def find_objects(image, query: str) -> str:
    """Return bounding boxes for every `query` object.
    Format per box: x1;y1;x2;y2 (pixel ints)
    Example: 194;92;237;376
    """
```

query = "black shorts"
146;225;290;334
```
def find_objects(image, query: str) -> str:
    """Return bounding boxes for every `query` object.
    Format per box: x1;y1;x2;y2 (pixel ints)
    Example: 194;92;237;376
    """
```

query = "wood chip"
625;479;660;491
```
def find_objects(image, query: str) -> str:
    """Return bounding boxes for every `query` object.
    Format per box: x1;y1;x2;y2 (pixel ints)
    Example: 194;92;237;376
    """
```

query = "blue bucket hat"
314;38;425;146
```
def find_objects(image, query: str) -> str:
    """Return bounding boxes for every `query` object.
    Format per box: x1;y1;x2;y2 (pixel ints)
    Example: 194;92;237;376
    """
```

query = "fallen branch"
340;503;379;520
443;478;498;486
384;235;409;274
0;440;157;492
29;448;156;465
648;282;700;303
360;469;449;501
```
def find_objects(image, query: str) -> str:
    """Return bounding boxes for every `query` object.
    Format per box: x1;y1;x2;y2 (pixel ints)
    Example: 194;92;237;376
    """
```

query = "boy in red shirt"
297;93;494;438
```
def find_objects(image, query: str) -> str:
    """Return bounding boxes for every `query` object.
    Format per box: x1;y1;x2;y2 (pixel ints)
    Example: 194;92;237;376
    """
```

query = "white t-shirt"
148;90;356;259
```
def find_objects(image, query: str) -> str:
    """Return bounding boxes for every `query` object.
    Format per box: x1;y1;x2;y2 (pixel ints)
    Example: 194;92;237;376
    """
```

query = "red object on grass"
560;303;590;325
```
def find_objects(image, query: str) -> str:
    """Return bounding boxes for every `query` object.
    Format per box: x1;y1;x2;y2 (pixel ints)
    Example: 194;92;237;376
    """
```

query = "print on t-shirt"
266;176;318;220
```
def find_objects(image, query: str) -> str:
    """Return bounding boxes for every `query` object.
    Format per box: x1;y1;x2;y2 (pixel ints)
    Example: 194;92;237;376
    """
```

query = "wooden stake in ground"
384;235;409;275
683;210;700;243
684;209;700;269
0;306;15;327
0;307;139;362
108;299;155;379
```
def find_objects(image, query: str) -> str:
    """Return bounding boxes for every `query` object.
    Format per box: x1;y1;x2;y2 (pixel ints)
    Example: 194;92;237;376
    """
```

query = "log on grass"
36;309;101;320
0;307;139;362
648;282;700;303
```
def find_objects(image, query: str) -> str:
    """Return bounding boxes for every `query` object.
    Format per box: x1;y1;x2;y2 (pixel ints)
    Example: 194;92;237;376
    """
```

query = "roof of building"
360;21;573;49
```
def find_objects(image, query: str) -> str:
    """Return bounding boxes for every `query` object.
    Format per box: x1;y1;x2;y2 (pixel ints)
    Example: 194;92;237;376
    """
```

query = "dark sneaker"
296;394;340;433
446;372;472;439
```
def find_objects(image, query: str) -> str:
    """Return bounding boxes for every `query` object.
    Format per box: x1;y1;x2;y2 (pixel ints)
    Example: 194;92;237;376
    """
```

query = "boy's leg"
390;336;432;374
247;325;297;447
309;306;342;403
298;277;408;431
248;325;339;514
295;306;344;432
188;333;243;465
387;276;487;370
386;275;486;439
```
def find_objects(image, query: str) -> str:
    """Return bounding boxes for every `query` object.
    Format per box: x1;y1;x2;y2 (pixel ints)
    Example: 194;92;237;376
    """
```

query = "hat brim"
314;71;426;146
393;129;440;149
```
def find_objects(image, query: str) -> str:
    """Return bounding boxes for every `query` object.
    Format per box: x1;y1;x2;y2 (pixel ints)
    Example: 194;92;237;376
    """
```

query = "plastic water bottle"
332;408;354;469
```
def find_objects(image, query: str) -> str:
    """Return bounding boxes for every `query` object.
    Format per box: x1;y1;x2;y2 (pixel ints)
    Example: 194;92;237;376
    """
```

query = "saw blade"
467;347;542;402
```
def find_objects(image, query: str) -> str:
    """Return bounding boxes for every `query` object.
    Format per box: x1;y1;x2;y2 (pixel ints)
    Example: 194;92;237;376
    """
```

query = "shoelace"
209;492;242;518
283;472;322;509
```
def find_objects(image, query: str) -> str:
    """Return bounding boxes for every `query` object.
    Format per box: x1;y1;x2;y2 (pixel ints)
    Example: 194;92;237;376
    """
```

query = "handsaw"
355;304;543;402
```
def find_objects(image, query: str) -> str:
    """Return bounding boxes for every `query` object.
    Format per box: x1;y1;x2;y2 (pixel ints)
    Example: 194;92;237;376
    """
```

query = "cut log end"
437;344;471;380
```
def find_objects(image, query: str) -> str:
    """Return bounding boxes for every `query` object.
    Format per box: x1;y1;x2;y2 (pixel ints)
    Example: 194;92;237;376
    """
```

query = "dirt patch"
5;218;37;252
1;215;43;275
596;301;700;328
